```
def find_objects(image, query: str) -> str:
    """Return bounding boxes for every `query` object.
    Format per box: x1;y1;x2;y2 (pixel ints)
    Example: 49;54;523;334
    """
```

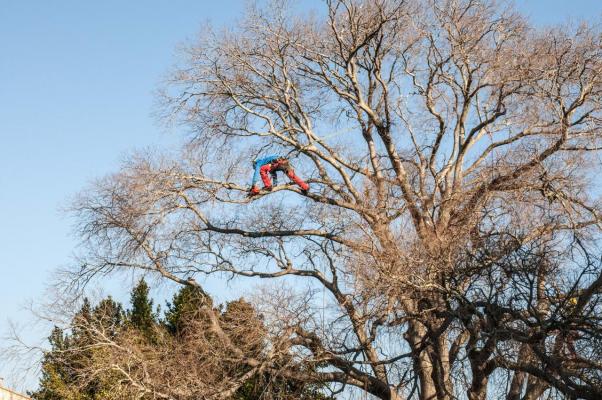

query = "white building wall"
0;386;31;400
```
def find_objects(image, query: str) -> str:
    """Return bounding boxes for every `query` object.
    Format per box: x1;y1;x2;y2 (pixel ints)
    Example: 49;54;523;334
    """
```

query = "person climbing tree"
249;155;309;196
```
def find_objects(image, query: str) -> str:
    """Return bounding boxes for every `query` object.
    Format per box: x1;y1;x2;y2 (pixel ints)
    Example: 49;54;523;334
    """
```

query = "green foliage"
93;297;124;335
163;284;211;335
33;285;330;399
127;278;156;339
31;297;126;400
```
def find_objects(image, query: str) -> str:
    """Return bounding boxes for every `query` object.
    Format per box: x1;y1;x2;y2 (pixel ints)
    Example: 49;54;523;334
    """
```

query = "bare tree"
67;0;602;399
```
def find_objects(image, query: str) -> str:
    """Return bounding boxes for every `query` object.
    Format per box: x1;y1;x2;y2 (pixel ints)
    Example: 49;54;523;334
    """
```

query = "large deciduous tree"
70;0;602;398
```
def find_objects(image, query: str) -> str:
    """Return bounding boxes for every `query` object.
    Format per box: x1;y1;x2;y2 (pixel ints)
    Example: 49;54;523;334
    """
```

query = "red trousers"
259;162;309;191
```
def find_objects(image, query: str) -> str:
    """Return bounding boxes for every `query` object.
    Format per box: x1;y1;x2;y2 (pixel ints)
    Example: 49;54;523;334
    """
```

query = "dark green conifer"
128;278;156;338
164;284;211;334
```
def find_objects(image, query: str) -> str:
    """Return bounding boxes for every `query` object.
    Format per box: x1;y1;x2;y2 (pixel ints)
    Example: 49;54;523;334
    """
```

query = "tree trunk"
390;390;403;400
507;369;526;400
468;376;489;400
406;320;439;400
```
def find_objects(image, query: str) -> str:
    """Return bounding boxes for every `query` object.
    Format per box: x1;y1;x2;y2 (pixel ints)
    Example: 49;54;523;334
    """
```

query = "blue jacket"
251;154;280;186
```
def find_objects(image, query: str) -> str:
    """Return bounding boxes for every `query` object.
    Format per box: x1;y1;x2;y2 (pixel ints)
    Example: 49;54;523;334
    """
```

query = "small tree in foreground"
68;0;602;399
32;286;321;399
31;298;126;400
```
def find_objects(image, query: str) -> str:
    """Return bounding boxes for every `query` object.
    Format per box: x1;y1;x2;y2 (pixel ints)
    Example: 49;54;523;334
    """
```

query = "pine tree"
29;327;84;400
31;297;128;400
164;284;211;335
33;289;331;399
93;296;124;338
128;278;156;339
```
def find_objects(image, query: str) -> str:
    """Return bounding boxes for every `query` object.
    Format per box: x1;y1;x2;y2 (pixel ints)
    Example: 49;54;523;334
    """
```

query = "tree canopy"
66;0;602;399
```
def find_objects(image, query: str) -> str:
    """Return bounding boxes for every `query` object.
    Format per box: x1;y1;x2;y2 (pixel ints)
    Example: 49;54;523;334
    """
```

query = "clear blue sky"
0;0;601;391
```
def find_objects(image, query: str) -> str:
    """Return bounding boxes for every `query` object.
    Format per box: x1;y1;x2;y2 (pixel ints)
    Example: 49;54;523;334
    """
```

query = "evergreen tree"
127;278;156;338
71;298;92;337
33;288;331;399
93;296;124;337
164;284;211;335
30;327;84;400
31;300;95;400
31;297;127;400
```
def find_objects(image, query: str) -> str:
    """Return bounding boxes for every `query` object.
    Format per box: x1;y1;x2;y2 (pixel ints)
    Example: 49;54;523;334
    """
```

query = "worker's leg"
287;169;309;191
260;164;273;189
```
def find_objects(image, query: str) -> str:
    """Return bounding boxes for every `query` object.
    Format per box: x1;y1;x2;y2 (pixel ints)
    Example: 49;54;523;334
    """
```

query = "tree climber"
249;155;309;196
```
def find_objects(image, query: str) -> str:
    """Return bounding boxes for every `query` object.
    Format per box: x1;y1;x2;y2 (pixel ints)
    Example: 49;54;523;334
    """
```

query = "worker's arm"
251;164;262;187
